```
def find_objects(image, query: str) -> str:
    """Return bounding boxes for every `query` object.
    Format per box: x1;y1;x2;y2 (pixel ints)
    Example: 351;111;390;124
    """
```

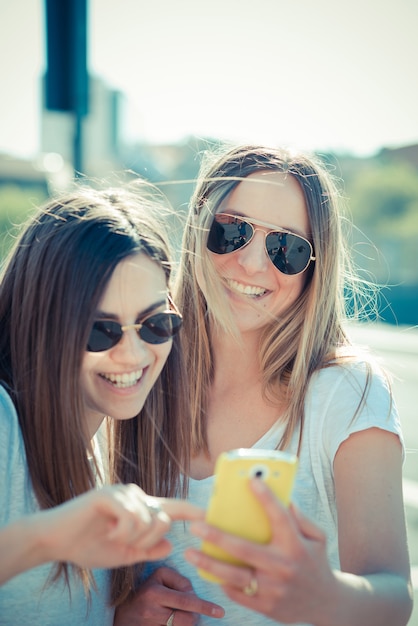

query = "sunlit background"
2;0;418;158
92;0;418;155
1;0;418;325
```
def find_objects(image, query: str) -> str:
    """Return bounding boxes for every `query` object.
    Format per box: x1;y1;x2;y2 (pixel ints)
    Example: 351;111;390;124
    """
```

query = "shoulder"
304;356;401;462
311;356;392;404
0;384;20;438
0;384;30;525
0;383;26;475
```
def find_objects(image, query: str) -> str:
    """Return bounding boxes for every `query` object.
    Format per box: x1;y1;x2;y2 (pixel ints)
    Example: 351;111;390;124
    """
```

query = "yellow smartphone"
199;448;298;583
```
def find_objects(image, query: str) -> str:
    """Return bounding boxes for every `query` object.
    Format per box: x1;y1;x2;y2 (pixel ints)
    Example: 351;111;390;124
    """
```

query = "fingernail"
211;606;225;617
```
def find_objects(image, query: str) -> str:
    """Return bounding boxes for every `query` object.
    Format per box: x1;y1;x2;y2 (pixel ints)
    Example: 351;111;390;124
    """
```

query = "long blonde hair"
175;144;369;453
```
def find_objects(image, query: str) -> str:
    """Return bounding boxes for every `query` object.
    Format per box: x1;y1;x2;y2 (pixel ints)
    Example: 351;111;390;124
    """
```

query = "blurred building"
41;75;126;179
0;154;49;194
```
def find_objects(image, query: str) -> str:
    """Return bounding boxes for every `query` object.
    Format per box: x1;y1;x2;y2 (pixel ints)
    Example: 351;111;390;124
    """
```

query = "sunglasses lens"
139;312;183;345
266;232;312;275
87;312;182;351
207;215;253;254
87;320;122;352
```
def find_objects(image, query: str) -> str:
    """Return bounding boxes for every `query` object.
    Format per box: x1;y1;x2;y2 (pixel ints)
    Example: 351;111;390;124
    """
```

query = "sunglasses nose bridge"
236;227;270;271
120;322;142;333
117;323;147;349
247;225;271;252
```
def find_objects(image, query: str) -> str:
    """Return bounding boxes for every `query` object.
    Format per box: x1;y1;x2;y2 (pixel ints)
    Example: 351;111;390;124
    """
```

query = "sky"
1;0;418;160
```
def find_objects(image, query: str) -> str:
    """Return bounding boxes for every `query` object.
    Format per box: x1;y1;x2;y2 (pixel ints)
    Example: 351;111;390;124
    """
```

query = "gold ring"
243;571;258;596
166;610;176;626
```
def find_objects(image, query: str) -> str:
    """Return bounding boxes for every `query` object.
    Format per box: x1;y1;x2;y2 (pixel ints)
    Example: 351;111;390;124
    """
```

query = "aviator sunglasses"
87;306;183;352
207;213;316;276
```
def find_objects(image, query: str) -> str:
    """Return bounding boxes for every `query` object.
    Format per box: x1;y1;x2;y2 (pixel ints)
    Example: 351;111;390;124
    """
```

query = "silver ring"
243;571;258;596
166;610;176;626
145;497;162;515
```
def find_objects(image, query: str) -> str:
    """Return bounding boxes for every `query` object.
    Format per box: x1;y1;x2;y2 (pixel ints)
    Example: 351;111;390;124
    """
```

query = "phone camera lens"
250;464;269;480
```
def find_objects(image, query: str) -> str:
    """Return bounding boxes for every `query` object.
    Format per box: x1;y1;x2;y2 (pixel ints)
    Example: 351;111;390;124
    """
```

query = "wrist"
23;510;59;565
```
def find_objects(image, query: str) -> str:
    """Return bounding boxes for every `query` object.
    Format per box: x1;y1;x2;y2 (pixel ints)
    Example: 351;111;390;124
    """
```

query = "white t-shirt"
0;385;114;626
143;360;404;625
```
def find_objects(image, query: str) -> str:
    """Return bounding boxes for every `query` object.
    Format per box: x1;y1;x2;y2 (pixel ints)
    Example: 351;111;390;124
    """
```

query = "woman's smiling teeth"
227;278;268;298
101;370;143;388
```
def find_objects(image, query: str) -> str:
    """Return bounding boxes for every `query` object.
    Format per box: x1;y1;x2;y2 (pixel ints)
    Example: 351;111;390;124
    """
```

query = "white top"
143;360;404;625
0;385;114;626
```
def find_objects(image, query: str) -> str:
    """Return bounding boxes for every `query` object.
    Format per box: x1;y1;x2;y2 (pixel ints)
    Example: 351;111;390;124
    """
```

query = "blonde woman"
117;146;412;626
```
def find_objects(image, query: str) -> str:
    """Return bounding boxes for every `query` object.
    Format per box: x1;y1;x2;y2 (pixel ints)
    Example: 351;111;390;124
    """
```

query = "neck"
211;328;262;382
86;412;107;441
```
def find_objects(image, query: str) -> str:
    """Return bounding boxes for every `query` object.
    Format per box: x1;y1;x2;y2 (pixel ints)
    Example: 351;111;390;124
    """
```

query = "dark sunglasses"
207;213;316;276
87;310;183;352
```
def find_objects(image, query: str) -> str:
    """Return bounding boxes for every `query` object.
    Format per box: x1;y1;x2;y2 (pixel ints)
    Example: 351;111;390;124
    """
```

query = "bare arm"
0;514;50;584
186;429;413;625
0;484;204;585
328;427;413;625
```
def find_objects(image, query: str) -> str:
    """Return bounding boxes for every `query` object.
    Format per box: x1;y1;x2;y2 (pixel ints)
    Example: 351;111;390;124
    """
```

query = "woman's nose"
236;230;269;275
111;327;149;362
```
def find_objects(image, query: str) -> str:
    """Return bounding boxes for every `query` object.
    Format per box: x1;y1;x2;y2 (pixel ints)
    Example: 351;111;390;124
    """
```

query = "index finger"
249;478;299;544
158;498;206;522
165;589;225;619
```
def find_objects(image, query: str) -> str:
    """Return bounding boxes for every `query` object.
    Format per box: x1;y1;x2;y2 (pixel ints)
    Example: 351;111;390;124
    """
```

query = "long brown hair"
175;144;373;454
0;182;190;604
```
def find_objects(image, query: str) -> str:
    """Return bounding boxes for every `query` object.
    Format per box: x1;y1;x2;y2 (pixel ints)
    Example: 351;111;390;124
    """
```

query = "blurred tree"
0;186;46;261
344;161;418;286
347;162;418;230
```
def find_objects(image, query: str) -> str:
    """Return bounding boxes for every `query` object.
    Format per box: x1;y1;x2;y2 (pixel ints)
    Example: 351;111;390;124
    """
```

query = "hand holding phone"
199;448;298;583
